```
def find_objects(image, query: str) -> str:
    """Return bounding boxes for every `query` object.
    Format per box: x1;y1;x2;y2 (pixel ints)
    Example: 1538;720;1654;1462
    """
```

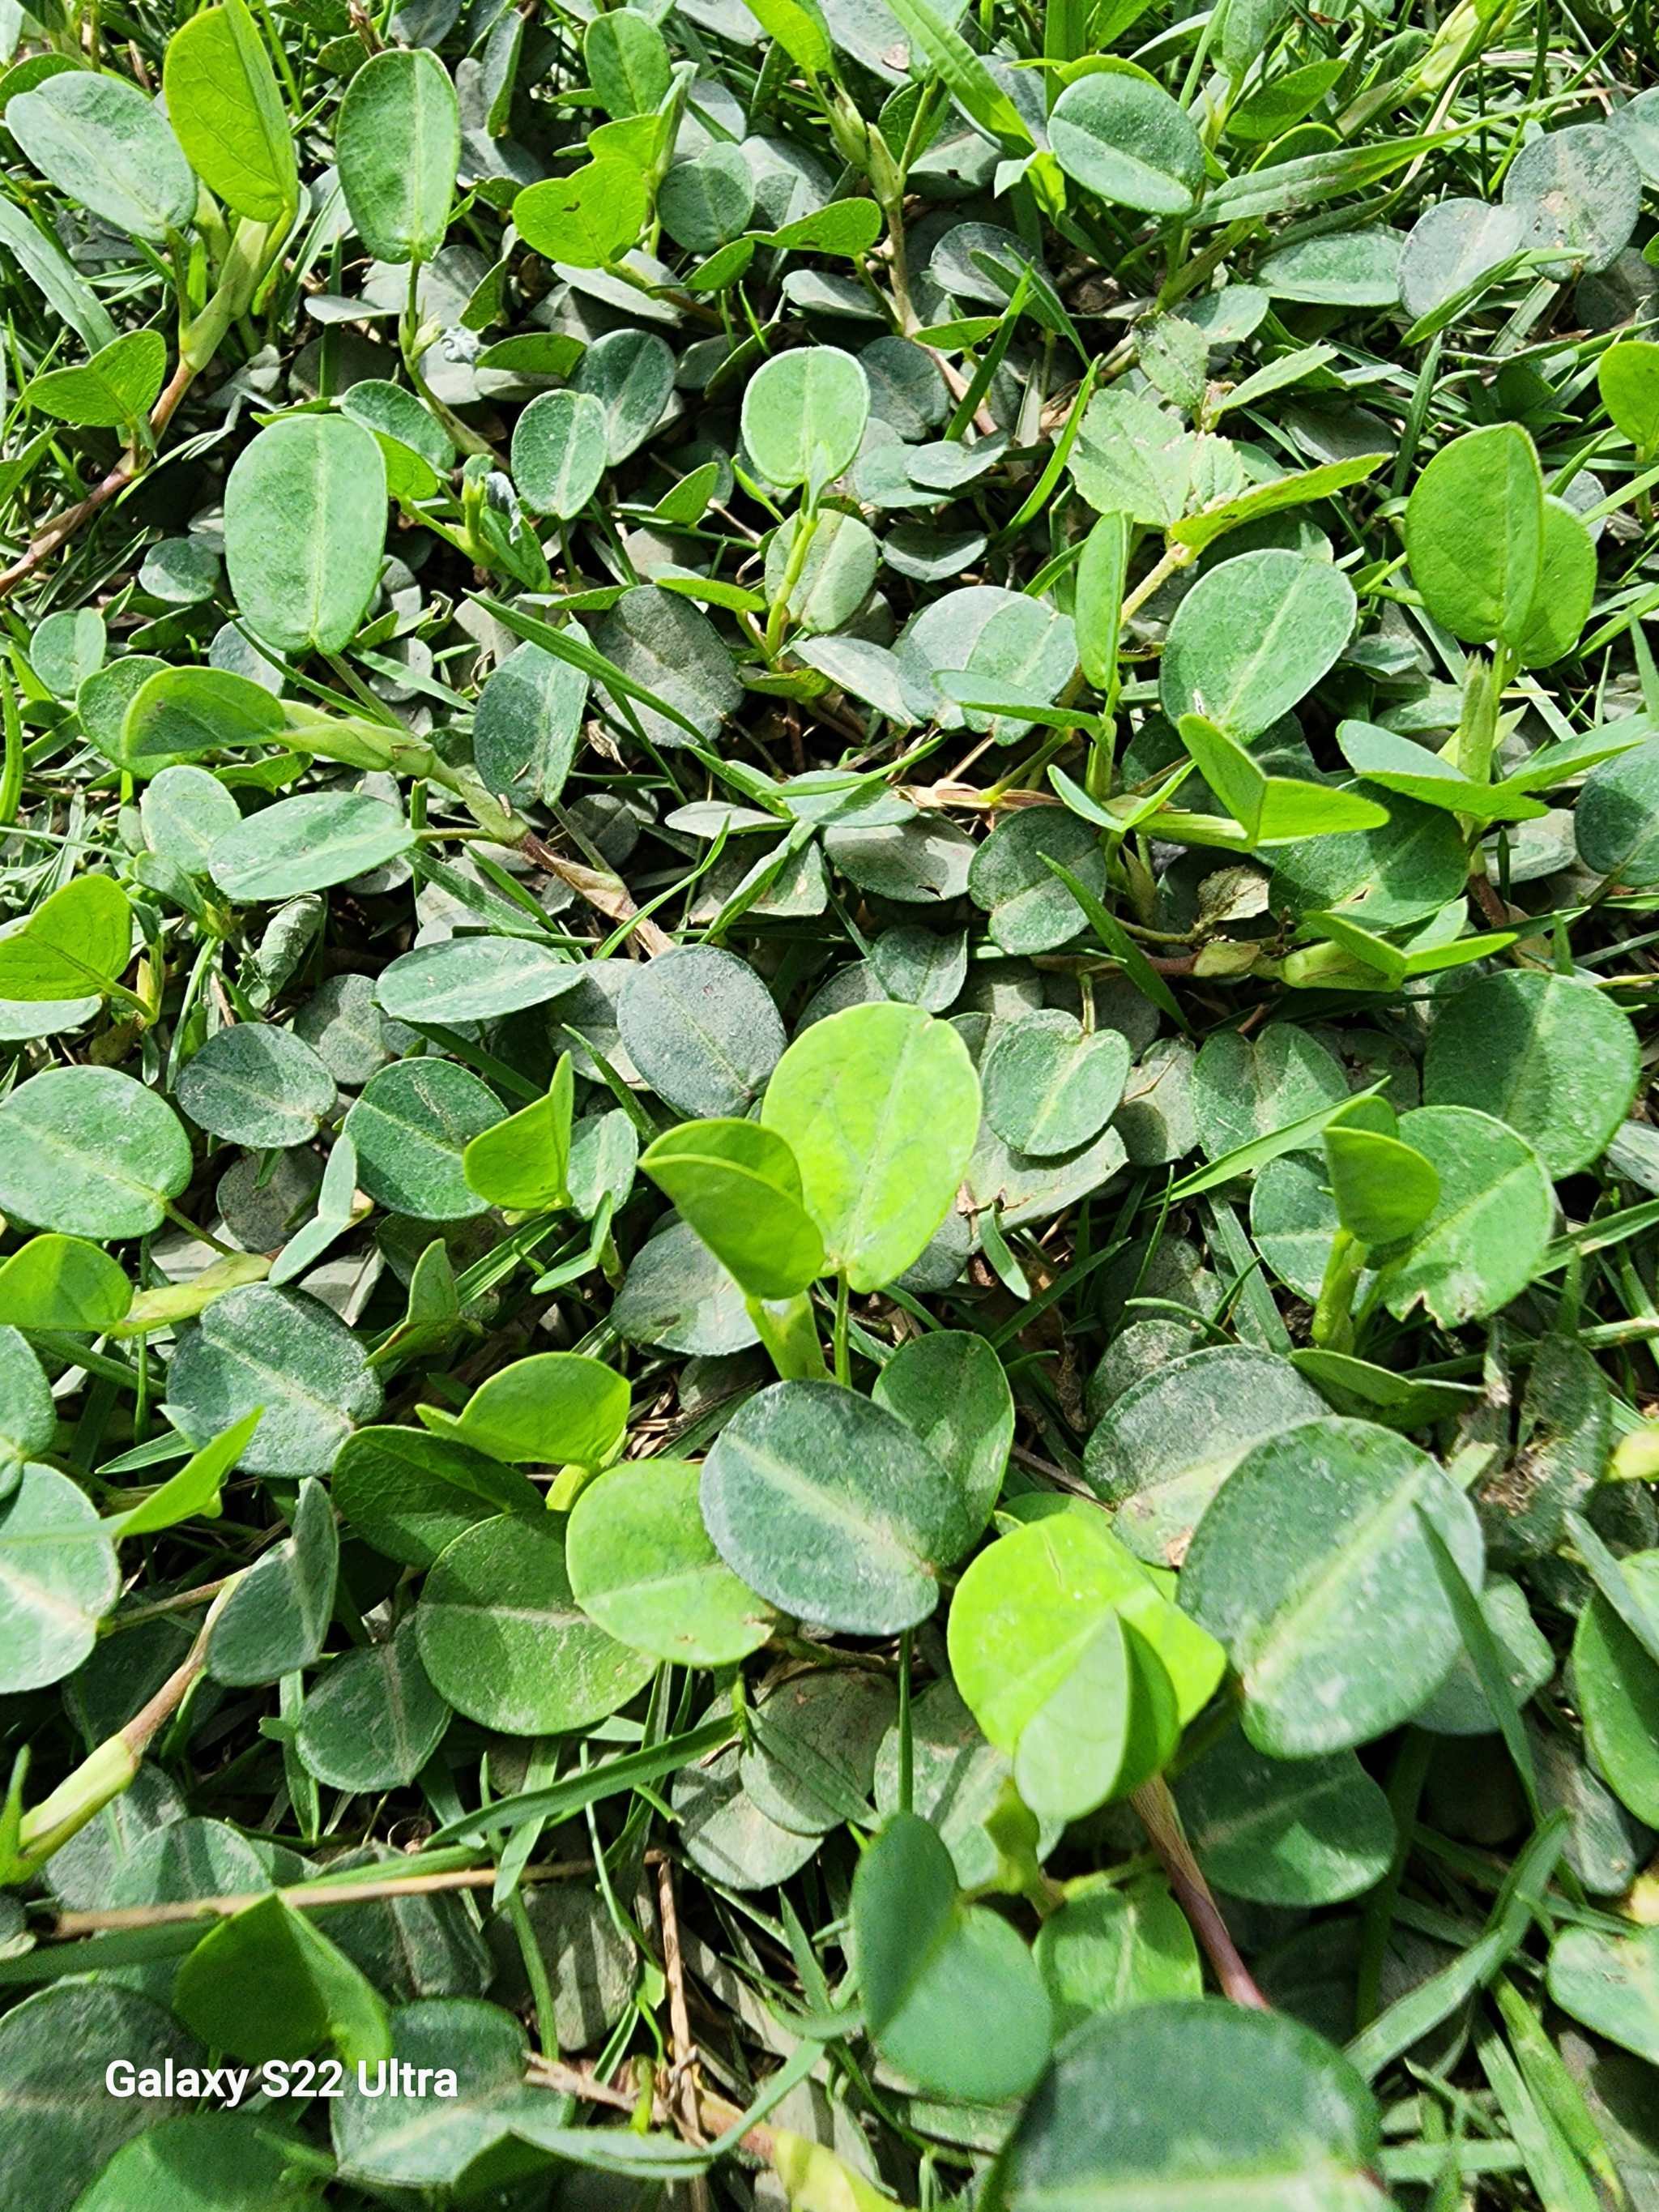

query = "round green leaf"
1177;1731;1396;1905
343;1058;506;1220
450;1351;629;1467
511;389;609;520
672;1739;819;1891
514;158;647;269
224;415;387;656
566;1458;776;1664
659;144;755;254
416;1512;654;1734
1382;1105;1554;1326
742;1667;897;1834
968;809;1109;954
0;1325;56;1480
1085;1346;1326;1566
871;1328;1013;1535
700;1379;981;1635
640;1117;824;1299
334;1425;542;1568
1034;1875;1201;2038
1160;551;1357;739
207;1475;339;1685
981;1009;1130;1158
853;1812;1052;2103
989;2001;1388;2212
177;1022;338;1148
1547;1928;1659;2066
741;346;871;494
10;70;195;242
1503;122;1641;276
1402;423;1544;647
1180;1415;1486;1756
336;48;458;264
140;765;244;876
760;1002;980;1292
1268;796;1469;931
1190;1021;1346;1162
0;1463;118;1690
296;1615;451;1790
375;937;581;1026
618;946;785;1118
1049;65;1205;215
0;1065;191;1238
167;1284;383;1477
1423;968;1639;1176
72;2112;320;2212
1514;496;1597;669
1578;738;1659;886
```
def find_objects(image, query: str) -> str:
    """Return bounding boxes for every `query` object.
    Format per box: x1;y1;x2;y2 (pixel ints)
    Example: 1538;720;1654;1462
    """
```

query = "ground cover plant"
0;0;1658;2202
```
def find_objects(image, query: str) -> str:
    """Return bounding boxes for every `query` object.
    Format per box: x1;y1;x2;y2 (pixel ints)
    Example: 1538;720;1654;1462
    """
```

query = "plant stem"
1131;1775;1270;2009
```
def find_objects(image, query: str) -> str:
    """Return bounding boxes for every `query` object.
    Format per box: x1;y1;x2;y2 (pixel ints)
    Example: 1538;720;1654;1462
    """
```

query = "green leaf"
0;1463;119;1691
0;1066;192;1239
1323;1100;1439;1248
1160;552;1357;740
333;1425;542;1568
1514;497;1598;671
1333;719;1548;826
700;1379;988;1634
105;1410;260;1538
0;1327;58;1482
0;1235;131;1334
343;1057;505;1221
1050;63;1205;214
853;1813;1052;2102
211;792;414;903
123;664;288;767
567;1458;776;1664
173;1892;391;2065
1381;1105;1555;1326
0;874;132;1000
584;10;672;117
415;1511;654;1732
1178;712;1388;846
449;1351;629;1467
161;0;297;224
0;199;118;354
463;1059;574;1212
1085;1345;1325;1566
514;158;647;268
70;2112;322;2212
741;346;871;496
1572;1548;1659;1827
1547;1928;1659;2067
376;937;581;1025
1034;1874;1201;2035
1599;337;1659;458
990;2001;1388;2212
618;946;785;1119
1422;968;1639;1177
336;48;458;264
10;70;195;243
207;1475;339;1684
1180;1415;1485;1756
641;1117;824;1299
980;1008;1130;1157
296;1613;450;1789
740;0;834;72
1176;1732;1396;1905
23;329;165;431
167;1284;382;1477
511;389;609;519
176;1021;337;1148
1402;423;1544;649
872;1329;1013;1527
224;415;387;656
760;1002;980;1292
948;1509;1222;1817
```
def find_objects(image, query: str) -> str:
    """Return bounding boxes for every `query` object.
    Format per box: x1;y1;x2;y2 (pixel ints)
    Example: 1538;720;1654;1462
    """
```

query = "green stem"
745;1292;830;1381
832;1274;851;1387
1311;1228;1367;1353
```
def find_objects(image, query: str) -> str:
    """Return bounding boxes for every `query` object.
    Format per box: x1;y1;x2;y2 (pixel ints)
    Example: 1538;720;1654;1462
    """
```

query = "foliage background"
0;0;1657;2203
